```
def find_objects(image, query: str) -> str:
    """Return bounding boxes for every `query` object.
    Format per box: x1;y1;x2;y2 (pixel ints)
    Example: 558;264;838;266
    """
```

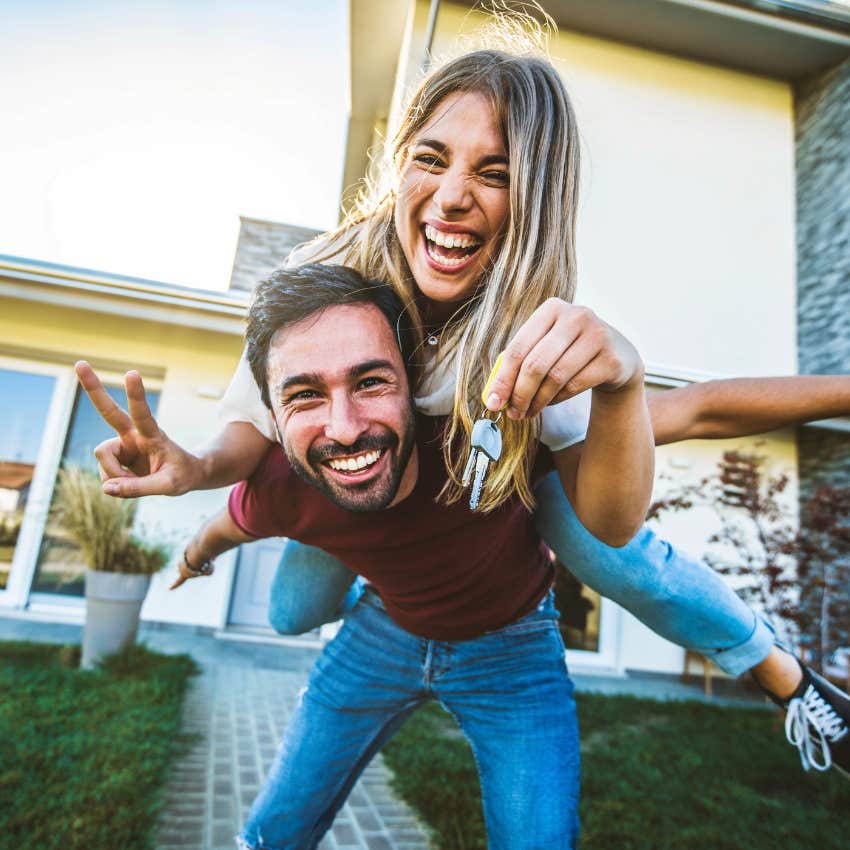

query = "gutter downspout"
421;0;441;72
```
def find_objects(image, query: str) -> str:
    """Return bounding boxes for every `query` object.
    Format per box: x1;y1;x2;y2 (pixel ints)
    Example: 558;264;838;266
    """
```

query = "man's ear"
271;415;284;446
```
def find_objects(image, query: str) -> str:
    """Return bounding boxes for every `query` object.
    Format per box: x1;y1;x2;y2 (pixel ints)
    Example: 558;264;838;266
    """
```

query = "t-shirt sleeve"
540;391;591;451
217;351;277;441
227;446;291;539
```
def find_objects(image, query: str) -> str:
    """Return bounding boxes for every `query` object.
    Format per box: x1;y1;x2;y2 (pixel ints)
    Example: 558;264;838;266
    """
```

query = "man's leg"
435;593;580;850
241;592;424;849
267;540;358;635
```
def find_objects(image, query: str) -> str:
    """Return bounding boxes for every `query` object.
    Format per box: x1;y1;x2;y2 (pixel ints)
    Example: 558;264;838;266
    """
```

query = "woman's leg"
533;471;774;676
267;540;360;635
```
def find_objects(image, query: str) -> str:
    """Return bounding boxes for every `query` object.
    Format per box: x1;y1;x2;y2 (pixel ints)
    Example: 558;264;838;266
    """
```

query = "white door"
228;537;287;627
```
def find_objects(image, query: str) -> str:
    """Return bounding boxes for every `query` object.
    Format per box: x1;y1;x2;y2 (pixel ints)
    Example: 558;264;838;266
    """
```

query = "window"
0;368;57;590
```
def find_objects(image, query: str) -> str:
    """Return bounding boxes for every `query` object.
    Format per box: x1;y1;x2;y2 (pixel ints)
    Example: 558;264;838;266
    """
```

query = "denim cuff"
699;614;775;676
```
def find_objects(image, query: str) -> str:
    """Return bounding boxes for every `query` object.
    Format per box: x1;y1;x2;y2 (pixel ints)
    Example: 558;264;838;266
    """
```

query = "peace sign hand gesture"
75;361;205;498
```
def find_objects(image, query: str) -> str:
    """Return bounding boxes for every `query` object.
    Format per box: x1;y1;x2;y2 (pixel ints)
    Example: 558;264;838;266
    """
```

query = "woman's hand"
483;299;644;419
76;361;205;497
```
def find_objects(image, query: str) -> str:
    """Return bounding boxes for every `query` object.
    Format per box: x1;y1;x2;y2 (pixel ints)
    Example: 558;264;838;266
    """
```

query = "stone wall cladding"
795;58;850;484
796;427;850;500
795;57;850;377
795;59;850;638
229;217;321;293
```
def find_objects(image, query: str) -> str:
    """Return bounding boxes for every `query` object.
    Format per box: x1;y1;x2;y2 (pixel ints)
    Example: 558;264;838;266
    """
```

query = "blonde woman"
79;37;850;777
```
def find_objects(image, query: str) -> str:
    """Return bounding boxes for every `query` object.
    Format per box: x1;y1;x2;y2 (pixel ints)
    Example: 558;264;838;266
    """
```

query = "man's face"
266;303;418;513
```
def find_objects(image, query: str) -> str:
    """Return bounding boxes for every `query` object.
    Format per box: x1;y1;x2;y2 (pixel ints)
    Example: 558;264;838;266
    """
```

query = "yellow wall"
1;295;246;627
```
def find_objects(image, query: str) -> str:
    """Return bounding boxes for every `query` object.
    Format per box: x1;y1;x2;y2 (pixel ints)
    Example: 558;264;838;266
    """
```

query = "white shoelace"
785;684;848;772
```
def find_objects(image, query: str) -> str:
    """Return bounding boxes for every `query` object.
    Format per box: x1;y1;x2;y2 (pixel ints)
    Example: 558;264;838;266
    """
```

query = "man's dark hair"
246;263;413;410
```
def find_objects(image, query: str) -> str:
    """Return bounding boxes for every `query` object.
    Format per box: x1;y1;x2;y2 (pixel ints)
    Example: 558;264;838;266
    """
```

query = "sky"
0;0;349;291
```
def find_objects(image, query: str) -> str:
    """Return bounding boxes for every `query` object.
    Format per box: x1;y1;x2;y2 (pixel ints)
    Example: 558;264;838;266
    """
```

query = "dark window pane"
551;550;601;653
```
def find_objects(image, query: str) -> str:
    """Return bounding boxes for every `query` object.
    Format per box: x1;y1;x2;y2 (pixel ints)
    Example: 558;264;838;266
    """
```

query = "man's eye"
358;377;387;390
283;390;320;404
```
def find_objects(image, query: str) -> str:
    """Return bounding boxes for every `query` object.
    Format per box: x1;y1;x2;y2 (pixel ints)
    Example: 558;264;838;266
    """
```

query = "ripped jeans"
240;588;579;850
268;471;774;677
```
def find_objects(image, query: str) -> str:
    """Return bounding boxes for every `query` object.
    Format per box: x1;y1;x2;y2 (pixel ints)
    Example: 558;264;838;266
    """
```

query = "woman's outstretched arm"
649;375;850;446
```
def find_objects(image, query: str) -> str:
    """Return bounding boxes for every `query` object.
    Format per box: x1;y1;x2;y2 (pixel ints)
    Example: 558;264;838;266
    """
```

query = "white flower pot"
81;570;151;669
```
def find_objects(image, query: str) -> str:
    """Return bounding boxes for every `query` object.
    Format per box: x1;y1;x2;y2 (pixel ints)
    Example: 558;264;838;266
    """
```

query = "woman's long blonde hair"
292;14;580;512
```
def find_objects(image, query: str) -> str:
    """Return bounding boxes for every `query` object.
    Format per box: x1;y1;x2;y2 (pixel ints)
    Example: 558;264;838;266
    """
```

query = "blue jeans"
268;472;774;676
241;588;580;850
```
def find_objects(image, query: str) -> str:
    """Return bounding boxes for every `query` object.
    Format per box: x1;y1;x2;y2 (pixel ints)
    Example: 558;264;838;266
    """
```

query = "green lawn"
382;694;850;850
0;641;197;850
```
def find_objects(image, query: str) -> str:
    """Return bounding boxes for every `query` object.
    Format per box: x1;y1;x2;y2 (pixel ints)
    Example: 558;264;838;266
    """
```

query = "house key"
462;353;505;510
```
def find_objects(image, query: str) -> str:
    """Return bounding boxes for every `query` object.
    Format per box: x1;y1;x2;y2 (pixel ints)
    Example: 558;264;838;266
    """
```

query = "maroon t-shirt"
228;416;555;640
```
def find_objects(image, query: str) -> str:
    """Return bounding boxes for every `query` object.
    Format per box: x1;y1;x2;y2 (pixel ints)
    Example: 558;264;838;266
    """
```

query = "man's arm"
76;361;272;497
170;507;256;589
649;375;850;446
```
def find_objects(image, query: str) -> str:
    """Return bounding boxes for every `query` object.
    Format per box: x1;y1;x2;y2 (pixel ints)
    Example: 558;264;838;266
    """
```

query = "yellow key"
481;351;506;409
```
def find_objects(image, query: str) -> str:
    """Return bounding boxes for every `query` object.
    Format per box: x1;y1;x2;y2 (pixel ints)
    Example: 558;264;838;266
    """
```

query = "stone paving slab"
156;663;432;850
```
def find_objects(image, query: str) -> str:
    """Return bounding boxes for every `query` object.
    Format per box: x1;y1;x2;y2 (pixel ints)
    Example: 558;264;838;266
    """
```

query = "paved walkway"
157;661;431;850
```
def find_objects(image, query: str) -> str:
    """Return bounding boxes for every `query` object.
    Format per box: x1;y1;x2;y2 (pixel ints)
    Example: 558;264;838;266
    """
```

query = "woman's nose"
433;168;473;214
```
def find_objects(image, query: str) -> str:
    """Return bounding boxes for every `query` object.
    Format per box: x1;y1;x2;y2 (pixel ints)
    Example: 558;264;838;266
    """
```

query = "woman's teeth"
327;450;382;473
424;224;479;249
423;225;481;267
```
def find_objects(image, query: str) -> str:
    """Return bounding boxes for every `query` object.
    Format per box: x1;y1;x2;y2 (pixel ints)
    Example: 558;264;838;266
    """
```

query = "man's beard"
283;417;416;513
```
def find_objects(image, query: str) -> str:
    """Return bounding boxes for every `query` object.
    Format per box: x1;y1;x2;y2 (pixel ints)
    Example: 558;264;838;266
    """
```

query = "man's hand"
75;361;205;498
169;510;254;589
169;550;215;590
483;299;645;419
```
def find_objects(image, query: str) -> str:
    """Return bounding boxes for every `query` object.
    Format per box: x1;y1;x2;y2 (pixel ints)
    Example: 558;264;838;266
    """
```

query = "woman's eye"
413;153;445;169
481;171;509;186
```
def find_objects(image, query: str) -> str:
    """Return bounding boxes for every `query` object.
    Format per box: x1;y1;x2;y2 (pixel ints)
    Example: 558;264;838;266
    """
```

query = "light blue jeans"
268;471;774;677
241;588;580;850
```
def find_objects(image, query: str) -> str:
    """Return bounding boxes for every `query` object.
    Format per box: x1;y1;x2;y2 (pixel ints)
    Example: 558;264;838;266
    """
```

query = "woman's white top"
218;346;590;452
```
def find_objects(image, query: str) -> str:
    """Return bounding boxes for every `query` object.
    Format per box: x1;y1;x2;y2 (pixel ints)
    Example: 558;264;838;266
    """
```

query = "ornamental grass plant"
50;465;169;575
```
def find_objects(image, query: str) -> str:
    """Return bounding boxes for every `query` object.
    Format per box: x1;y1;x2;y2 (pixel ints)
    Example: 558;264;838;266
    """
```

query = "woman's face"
394;90;510;320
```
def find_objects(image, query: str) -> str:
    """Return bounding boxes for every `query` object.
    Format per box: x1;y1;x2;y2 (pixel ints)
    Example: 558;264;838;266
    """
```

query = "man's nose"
324;395;369;446
433;168;473;214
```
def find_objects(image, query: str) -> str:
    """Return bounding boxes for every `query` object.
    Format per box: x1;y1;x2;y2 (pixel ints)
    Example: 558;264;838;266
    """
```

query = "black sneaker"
782;666;849;778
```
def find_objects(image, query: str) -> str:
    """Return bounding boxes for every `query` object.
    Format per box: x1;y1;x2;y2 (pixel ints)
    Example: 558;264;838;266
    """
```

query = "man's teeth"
424;224;480;250
327;450;382;472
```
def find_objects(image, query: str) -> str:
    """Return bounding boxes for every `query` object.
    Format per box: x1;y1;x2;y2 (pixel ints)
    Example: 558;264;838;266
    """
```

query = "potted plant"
50;465;169;668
